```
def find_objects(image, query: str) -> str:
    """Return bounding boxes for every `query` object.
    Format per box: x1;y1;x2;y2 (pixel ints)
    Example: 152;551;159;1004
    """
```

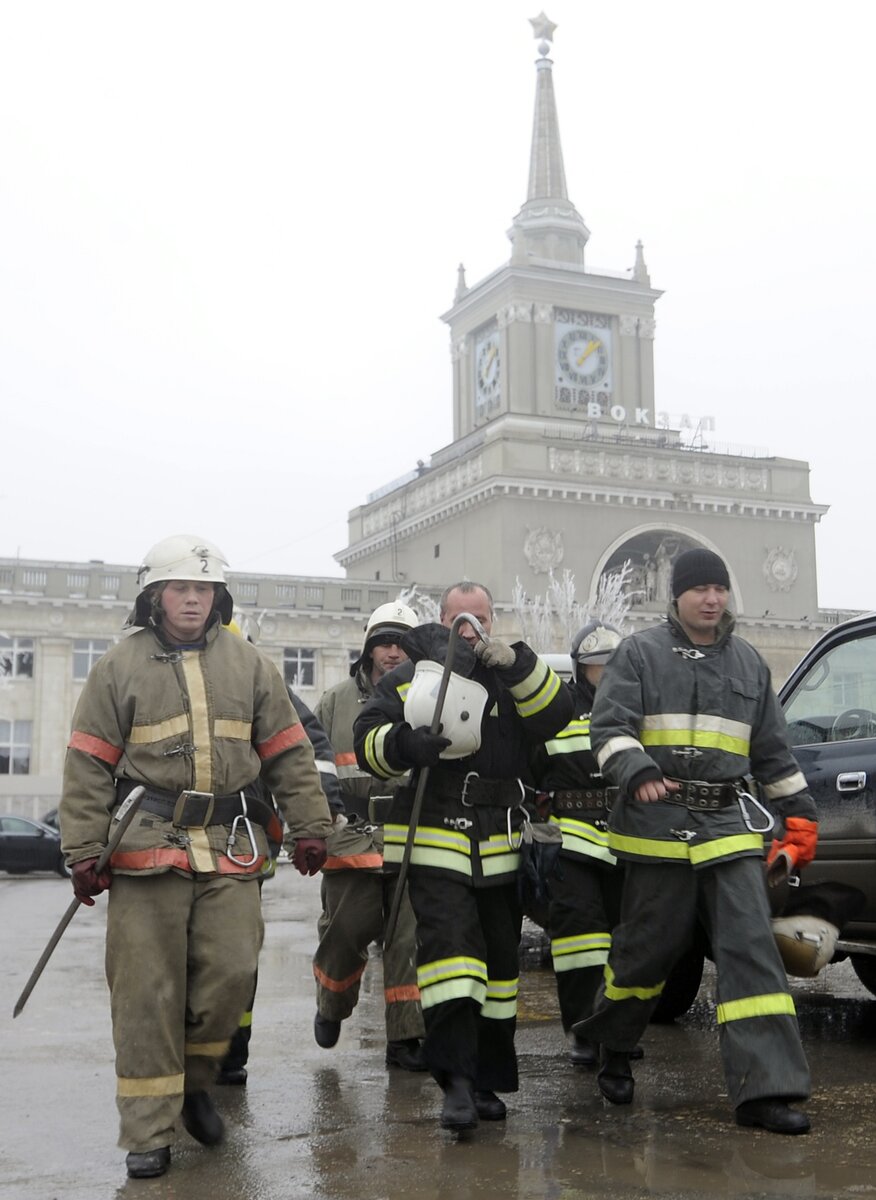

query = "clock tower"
337;14;826;657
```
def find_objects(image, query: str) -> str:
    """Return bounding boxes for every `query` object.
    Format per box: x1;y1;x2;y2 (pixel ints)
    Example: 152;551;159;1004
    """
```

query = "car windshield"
783;631;876;745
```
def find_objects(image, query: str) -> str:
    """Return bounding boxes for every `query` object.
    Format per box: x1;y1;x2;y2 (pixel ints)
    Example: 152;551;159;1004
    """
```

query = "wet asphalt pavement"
3;867;876;1200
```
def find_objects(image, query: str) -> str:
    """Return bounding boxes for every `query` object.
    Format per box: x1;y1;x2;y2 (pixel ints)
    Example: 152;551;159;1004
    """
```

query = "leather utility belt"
431;771;526;808
552;788;609;812
662;779;740;811
116;780;277;832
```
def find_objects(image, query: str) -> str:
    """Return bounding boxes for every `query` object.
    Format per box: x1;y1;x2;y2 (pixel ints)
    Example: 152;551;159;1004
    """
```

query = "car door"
0;816;44;872
779;619;876;938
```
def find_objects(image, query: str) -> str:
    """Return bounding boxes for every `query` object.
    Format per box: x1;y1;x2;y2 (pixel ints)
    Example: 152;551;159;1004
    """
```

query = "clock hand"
576;340;599;367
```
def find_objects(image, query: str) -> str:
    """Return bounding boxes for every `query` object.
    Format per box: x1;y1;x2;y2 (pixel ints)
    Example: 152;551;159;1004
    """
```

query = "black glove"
71;857;113;907
291;838;328;876
396;724;452;768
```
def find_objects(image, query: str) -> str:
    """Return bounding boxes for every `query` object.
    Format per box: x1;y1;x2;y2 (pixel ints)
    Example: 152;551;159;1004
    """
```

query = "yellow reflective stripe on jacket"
608;831;693;860
181;651;213;792
396;681;411;701
689;833;763;864
383;823;473;876
213;718;251;740
127;714;189;744
550;814;614;863
603;963;664;1002
762;770;808;800
596;735;644;770
640;713;751;757
510;661;562;719
478;833;521;877
482;977;519;1020
544;718;591;757
363;723;406;779
716;992;796;1024
418;955;488;986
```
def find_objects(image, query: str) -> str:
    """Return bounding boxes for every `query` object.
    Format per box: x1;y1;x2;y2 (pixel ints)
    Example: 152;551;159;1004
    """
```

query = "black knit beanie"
671;549;730;598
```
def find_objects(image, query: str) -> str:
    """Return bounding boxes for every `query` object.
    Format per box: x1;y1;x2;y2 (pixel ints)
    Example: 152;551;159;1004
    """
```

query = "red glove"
71;858;113;906
292;838;328;876
767;817;818;871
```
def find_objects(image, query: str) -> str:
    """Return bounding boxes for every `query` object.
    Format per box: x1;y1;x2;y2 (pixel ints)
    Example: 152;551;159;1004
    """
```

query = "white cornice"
335;474;829;567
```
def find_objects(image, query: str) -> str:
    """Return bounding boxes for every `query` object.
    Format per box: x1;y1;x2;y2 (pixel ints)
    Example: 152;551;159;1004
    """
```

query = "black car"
778;611;876;995
0;815;69;877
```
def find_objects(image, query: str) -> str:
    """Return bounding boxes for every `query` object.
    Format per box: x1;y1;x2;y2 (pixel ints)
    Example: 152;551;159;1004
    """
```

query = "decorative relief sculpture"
547;447;768;492
763;547;798;592
523;527;565;574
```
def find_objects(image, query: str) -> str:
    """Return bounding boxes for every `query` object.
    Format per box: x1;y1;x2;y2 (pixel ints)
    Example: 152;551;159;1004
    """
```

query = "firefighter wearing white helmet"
59;533;333;1180
530;621;638;1069
311;600;427;1071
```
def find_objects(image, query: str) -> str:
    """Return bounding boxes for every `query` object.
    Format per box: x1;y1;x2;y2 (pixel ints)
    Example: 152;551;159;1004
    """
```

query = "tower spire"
509;14;590;266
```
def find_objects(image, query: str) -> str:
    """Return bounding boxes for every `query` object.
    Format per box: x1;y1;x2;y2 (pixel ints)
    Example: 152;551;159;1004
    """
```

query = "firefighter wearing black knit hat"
575;546;818;1136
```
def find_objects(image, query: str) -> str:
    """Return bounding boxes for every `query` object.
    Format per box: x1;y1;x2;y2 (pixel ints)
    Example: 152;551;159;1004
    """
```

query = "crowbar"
13;785;145;1017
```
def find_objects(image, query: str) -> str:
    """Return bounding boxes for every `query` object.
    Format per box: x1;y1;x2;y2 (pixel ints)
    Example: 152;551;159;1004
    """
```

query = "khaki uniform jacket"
60;620;333;876
315;668;405;870
590;605;815;868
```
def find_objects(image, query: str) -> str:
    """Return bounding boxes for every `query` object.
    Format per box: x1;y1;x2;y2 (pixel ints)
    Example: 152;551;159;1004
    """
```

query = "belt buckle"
460;771;479;807
174;790;215;827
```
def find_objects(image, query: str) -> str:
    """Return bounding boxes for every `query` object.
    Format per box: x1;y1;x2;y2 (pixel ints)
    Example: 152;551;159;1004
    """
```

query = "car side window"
783;633;876;745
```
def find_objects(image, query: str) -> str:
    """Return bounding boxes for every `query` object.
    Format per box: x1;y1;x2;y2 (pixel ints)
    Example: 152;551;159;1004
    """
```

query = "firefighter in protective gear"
59;534;332;1180
531;621;641;1068
311;601;427;1070
576;547;817;1136
354;582;574;1133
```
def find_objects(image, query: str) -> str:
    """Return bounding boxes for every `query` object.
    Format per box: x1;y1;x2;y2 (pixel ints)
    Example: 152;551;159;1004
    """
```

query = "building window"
434;544;440;558
276;584;296;604
341;588;361;610
0;568;13;590
0;719;31;774
369;590;388;606
237;581;258;602
21;570;47;591
73;639;111;681
0;636;34;679
304;585;324;608
283;647;316;689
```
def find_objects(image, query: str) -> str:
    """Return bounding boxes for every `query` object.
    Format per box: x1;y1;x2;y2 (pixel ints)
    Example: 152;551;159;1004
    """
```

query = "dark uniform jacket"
353;623;573;888
531;677;615;867
590;605;815;869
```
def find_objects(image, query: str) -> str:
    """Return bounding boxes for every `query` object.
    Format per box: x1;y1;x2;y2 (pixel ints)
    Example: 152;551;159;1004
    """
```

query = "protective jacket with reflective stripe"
60;619;333;875
353;623;573;888
531;677;616;867
590;606;815;867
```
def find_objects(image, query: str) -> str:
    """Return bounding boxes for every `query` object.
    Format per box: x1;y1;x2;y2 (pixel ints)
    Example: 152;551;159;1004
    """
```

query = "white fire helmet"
571;621;622;668
771;915;840;978
403;660;488;760
363;602;419;651
131;534;232;626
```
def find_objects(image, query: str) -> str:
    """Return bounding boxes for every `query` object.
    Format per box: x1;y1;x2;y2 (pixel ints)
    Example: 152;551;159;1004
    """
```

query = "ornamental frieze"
548;447;768;492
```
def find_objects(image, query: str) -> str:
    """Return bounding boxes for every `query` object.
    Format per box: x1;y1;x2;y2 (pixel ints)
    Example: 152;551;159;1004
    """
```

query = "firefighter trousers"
408;872;522;1094
313;869;424;1041
579;855;810;1106
105;872;263;1152
548;855;622;1032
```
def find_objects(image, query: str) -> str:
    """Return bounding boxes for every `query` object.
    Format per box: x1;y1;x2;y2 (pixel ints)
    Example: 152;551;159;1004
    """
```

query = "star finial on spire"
529;11;557;56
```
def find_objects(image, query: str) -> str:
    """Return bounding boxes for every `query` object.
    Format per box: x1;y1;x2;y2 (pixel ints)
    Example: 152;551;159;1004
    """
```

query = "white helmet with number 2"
130;534;232;627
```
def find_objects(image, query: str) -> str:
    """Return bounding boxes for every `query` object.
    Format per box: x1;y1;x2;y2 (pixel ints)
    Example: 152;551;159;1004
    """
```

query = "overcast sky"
1;1;873;610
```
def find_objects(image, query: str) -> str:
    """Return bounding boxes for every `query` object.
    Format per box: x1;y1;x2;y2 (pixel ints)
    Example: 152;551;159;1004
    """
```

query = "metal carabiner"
735;789;775;835
507;793;530;851
671;828;697;843
226;794;259;867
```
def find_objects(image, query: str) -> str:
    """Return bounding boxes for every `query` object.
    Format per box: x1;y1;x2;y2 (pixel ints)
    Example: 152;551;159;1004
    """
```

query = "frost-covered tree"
512;563;637;652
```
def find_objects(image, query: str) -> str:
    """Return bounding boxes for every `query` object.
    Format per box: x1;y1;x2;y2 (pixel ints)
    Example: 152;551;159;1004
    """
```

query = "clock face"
556;326;610;387
475;329;500;405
